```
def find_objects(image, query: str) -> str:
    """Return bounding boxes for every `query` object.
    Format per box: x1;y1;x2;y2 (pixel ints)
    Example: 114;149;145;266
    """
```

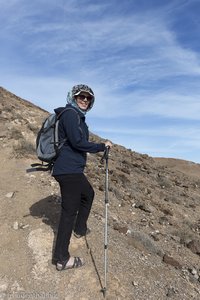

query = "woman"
52;84;112;271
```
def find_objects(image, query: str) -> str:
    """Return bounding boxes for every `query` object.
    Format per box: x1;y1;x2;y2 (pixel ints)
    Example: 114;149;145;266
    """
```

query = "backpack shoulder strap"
54;107;81;146
57;107;80;123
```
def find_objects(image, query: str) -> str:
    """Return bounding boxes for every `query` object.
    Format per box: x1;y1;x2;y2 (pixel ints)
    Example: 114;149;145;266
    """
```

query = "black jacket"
52;104;105;175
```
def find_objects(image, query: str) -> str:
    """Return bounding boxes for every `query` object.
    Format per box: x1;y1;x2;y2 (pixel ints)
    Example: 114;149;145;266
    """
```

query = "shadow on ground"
29;194;61;231
29;194;61;261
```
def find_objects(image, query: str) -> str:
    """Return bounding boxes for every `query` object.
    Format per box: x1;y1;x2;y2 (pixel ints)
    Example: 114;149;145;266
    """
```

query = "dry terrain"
1;87;200;300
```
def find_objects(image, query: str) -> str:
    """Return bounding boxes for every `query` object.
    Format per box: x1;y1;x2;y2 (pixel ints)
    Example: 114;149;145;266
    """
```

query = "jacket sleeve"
60;109;106;153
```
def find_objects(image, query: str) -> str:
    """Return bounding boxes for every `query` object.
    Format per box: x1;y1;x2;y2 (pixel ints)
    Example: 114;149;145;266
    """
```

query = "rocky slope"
1;86;200;299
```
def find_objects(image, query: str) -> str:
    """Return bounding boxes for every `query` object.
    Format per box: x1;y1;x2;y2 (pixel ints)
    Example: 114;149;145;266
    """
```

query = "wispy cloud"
91;124;200;139
1;0;200;162
90;88;200;121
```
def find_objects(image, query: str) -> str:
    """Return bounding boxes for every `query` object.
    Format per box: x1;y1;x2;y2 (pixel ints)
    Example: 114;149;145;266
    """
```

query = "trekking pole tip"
101;287;106;298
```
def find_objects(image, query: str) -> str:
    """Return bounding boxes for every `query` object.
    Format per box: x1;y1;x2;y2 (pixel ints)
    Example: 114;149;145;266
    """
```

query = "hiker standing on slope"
52;84;112;271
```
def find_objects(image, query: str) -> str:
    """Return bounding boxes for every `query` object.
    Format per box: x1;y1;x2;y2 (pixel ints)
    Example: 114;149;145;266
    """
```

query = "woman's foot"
56;257;84;271
74;228;91;239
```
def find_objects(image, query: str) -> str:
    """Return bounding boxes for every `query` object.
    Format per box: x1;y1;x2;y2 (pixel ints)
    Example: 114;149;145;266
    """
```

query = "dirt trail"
1;87;200;299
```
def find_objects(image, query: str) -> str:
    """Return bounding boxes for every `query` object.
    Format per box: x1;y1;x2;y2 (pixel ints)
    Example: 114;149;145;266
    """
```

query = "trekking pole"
100;146;110;298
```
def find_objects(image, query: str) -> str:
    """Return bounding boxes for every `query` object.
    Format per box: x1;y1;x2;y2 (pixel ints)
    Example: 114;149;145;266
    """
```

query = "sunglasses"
77;95;93;102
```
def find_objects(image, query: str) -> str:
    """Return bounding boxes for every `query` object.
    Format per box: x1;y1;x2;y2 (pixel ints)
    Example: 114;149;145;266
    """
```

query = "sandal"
74;228;91;239
56;257;84;271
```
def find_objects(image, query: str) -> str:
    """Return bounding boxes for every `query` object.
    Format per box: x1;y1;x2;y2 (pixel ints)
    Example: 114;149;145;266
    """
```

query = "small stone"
141;218;148;223
6;192;15;198
166;287;178;297
135;201;152;213
132;281;138;286
13;221;19;230
191;268;198;276
151;233;160;241
20;224;30;229
126;229;132;235
187;240;200;255
113;223;128;234
163;254;181;269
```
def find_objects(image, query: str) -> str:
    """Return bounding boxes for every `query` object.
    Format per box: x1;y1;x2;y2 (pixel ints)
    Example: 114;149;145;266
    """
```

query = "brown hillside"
1;87;200;299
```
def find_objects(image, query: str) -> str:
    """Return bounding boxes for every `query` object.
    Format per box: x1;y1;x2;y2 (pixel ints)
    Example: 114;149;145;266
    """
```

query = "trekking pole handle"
100;146;110;164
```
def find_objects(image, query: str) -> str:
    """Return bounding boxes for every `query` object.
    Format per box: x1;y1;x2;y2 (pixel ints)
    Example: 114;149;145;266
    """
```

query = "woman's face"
75;92;93;111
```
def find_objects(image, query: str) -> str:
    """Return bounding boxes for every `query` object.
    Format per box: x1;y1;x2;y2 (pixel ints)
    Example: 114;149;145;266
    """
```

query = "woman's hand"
105;140;113;148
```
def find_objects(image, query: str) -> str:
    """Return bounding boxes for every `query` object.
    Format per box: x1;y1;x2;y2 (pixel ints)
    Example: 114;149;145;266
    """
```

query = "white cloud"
1;0;200;163
90;88;200;121
2;0;200;81
92;125;200;140
131;92;200;120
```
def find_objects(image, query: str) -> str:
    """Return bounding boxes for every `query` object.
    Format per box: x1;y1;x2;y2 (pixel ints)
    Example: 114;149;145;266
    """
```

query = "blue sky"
1;0;200;163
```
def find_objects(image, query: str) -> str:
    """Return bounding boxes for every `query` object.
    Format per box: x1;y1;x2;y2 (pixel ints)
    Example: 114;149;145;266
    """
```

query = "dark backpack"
27;107;79;172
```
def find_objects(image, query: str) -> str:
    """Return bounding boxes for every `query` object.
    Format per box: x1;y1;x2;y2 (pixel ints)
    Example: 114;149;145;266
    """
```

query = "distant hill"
1;86;200;299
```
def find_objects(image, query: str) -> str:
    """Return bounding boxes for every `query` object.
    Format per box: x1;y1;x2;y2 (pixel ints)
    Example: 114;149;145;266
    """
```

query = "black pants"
53;173;94;263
